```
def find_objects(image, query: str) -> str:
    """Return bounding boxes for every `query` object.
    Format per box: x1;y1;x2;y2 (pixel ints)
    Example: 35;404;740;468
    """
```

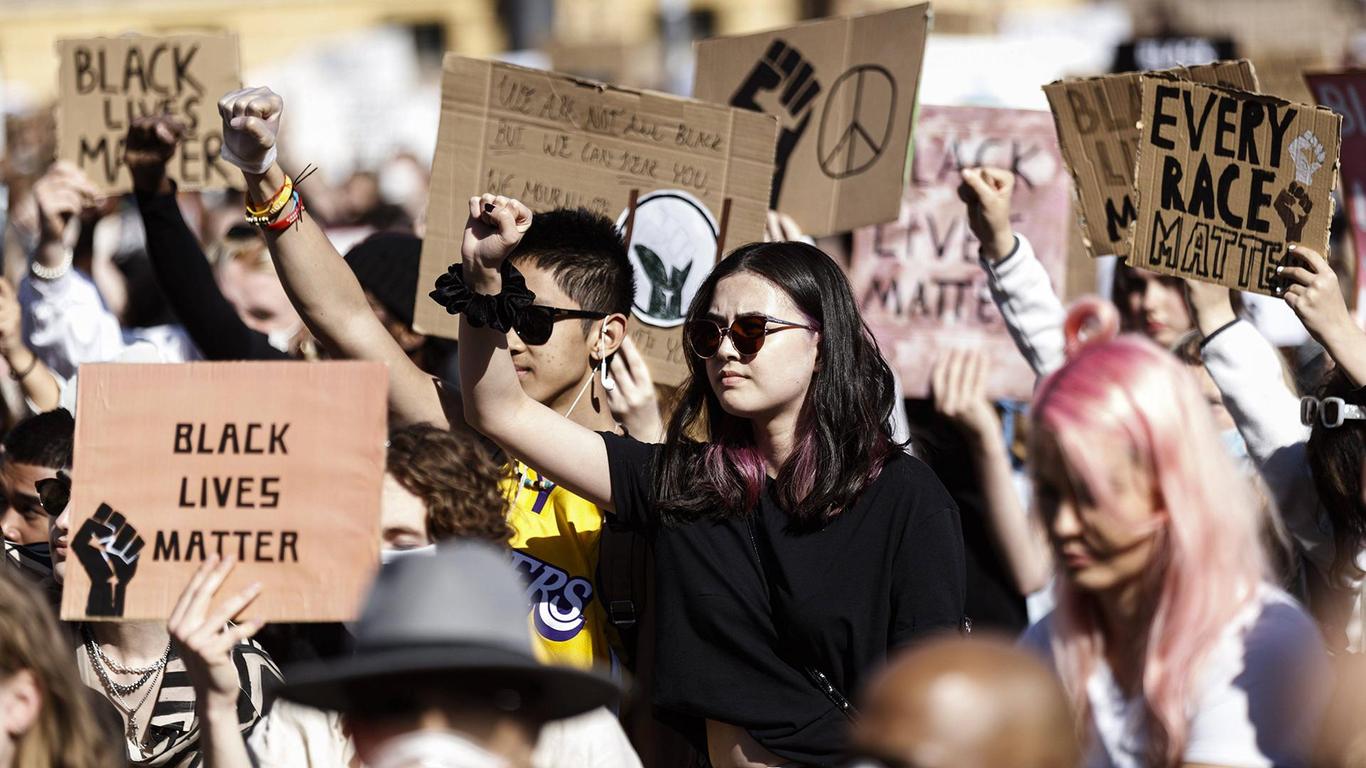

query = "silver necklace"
84;642;167;758
83;631;170;695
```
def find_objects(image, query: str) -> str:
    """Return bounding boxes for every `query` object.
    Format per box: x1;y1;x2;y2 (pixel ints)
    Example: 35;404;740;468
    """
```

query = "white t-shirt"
1022;586;1330;768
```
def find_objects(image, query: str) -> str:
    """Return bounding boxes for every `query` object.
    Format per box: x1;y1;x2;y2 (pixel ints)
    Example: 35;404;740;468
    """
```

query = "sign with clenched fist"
55;32;241;193
693;4;930;237
1128;78;1341;295
414;55;778;386
1044;59;1258;258
61;362;387;622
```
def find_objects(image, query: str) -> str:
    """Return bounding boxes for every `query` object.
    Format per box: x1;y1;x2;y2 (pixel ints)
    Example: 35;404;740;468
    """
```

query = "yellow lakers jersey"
502;461;614;671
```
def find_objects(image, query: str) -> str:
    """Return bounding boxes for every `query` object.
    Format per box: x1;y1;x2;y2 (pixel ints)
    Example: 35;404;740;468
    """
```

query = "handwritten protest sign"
61;362;387;623
1044;59;1258;258
1306;70;1366;311
848;106;1071;400
1128;78;1341;295
413;54;778;386
693;3;930;237
56;33;241;193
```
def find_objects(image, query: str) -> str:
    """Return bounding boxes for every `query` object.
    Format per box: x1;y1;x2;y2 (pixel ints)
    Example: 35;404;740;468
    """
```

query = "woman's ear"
0;669;42;740
595;313;629;360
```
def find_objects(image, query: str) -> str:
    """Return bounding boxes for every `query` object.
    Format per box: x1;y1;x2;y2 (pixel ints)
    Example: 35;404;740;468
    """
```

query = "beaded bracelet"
264;191;305;232
245;176;294;225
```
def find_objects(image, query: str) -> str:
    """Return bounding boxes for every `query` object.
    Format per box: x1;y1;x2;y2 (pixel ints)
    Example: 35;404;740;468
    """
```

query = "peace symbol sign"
817;65;897;179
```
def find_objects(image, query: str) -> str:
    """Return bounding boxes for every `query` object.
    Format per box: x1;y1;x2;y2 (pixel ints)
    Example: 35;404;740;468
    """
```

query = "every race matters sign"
61;362;387;623
849;106;1071;401
1129;77;1341;295
56;33;241;193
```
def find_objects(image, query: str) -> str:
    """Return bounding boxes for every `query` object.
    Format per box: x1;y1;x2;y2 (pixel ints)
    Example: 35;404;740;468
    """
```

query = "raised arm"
0;278;59;412
1277;244;1366;387
126;116;288;362
960;167;1066;378
458;194;614;508
217;88;455;428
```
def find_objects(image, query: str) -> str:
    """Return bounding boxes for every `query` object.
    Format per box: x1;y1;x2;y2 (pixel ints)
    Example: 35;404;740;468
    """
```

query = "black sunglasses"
515;306;608;346
35;470;71;517
684;313;818;359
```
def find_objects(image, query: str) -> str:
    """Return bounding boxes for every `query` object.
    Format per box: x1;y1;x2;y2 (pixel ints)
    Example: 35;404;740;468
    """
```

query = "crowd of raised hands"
0;80;1362;768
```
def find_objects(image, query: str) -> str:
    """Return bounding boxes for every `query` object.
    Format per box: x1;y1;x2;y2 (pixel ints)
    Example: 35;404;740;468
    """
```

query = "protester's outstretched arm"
218;88;456;429
931;349;1050;594
168;556;261;768
959;167;1066;377
1278;245;1366;386
127;116;288;362
0;279;58;412
459;195;614;508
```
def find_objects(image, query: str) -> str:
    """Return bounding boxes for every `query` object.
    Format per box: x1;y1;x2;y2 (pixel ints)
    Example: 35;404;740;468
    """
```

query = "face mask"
365;729;509;768
267;325;302;354
1220;427;1250;465
7;540;52;577
380;544;437;566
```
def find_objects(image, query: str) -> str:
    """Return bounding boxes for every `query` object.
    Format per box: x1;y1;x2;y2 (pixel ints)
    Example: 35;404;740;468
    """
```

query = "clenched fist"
124;115;185;194
217;87;283;175
958;167;1017;263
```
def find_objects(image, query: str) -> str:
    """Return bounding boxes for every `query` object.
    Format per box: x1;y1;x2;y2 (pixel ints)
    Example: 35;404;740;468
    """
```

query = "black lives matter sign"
1129;77;1341;295
56;33;241;193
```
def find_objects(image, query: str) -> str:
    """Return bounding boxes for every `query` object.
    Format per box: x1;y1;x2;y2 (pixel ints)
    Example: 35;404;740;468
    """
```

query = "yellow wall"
0;0;502;104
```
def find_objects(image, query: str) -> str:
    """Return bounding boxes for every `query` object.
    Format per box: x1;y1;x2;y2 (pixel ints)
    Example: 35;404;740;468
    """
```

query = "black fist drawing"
73;503;144;617
1274;182;1313;243
730;39;822;208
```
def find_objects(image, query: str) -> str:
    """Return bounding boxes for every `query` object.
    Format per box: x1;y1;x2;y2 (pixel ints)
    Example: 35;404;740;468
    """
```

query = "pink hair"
1033;298;1269;766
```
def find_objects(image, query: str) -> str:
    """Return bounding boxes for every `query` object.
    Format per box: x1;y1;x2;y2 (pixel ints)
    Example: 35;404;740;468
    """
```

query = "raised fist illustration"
74;503;144;617
730;39;822;208
1274;182;1313;243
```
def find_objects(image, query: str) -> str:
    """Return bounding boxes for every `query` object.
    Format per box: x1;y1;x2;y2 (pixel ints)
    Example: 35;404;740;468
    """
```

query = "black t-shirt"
601;433;966;766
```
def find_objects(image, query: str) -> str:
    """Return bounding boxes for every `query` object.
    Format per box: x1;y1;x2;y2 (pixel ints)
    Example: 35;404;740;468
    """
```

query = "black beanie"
345;232;421;328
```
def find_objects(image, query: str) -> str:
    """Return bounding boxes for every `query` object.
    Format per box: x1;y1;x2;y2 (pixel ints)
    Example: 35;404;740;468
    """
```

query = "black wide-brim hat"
281;542;622;723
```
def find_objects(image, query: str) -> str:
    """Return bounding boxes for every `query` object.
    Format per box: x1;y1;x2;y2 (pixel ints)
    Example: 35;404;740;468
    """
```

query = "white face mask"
380;544;438;566
366;729;509;768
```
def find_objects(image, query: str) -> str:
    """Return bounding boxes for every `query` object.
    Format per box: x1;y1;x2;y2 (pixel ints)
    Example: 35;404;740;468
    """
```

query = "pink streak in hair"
1033;299;1269;766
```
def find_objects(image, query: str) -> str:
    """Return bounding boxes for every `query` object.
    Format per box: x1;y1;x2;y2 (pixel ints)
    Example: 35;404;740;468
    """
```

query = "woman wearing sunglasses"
459;195;965;767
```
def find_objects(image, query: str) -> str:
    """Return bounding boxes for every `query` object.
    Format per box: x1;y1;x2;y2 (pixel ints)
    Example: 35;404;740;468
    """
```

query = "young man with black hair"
214;86;657;674
0;409;73;582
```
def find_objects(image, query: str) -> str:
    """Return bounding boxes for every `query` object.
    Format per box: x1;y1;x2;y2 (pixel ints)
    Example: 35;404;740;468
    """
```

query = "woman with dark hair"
455;195;965;767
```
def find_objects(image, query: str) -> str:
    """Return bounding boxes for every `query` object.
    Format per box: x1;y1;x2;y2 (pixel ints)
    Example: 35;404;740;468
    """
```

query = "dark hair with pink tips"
653;241;901;529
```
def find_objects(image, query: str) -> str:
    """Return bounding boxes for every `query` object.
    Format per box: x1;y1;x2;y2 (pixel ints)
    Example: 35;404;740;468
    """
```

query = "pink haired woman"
1022;300;1331;768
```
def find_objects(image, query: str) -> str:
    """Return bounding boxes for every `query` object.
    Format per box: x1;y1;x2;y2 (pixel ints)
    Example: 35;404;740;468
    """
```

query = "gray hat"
280;541;620;721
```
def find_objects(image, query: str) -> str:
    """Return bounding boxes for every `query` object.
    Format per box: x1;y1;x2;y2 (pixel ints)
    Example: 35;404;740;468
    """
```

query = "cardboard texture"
848;106;1071;401
61;362;387;623
692;3;931;237
56;33;241;193
414;54;778;387
1128;77;1341;295
1044;59;1259;258
1304;70;1366;309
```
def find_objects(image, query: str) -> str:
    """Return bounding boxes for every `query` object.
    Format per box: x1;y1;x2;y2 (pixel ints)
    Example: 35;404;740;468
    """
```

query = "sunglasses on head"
514;306;608;346
1300;396;1366;429
684;313;818;359
35;470;71;517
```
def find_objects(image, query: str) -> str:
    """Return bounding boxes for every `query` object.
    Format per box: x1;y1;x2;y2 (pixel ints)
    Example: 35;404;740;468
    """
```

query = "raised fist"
958;167;1018;262
124;115;185;194
217;86;283;175
462;194;533;275
1274;182;1313;243
73;503;144;617
730;39;822;208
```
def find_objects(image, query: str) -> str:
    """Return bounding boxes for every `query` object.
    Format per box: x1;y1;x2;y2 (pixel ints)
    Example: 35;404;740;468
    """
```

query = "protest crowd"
2;0;1366;766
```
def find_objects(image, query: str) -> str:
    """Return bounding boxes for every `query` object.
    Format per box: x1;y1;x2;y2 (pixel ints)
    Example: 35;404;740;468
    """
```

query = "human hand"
1277;245;1354;348
931;348;1001;445
217;87;283;176
168;555;263;710
32;162;100;245
462;194;532;285
605;336;664;443
958;167;1017;262
73;503;144;617
124;115;185;194
764;211;805;243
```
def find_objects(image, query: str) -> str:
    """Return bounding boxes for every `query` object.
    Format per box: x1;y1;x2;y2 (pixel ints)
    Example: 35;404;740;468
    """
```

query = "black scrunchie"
429;261;536;333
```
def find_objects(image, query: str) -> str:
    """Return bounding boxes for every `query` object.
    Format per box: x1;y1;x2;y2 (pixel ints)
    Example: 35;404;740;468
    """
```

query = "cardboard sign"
56;33;241;193
693;3;931;237
1306;70;1366;311
1128;78;1341;295
848;106;1071;401
1044;59;1259;258
61;362;387;622
413;54;778;387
